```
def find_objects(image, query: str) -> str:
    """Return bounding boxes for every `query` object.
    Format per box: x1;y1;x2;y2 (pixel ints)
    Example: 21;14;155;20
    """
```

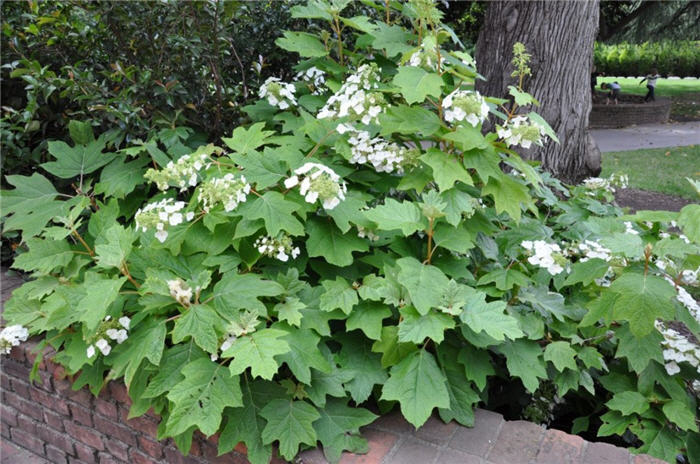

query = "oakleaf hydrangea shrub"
2;1;699;462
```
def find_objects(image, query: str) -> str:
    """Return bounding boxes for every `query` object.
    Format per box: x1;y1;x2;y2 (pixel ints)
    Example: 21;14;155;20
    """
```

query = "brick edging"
1;338;668;464
589;98;672;129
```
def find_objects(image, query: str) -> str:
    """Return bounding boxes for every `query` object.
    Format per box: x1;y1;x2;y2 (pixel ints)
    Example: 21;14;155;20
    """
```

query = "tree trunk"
475;0;601;183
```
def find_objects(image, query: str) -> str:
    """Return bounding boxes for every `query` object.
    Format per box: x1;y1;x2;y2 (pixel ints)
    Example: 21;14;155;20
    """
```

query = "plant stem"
71;229;94;257
424;217;435;264
333;16;344;66
120;261;141;289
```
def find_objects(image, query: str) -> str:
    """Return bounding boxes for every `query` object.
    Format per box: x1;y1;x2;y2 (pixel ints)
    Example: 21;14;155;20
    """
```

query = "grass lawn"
598;77;700;121
601;145;700;199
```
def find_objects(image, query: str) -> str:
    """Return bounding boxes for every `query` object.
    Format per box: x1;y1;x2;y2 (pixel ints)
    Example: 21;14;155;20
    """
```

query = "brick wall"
0;339;257;464
589;99;671;128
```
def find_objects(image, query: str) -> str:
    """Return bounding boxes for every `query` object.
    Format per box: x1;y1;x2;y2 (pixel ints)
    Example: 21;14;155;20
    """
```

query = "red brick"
535;428;585;464
104;438;129;462
98;452;125;464
137;436;165;459
1;403;18;427
163;446;202;464
93;415;136;446
129;449;160;464
413;414;457;445
8;344;26;362
65;421;105;451
434;449;483;464
46;443;69;464
385;439;439;464
53;365;68;381
3;359;30;378
44;409;66;431
633;454;668;464
54;380;92;406
37;423;76;455
1;371;11;390
448;408;504;457
70;404;93;426
17;413;38;434
338;428;399;464
10;427;45;454
583;442;630;464
4;390;44;420
30;388;70;415
108;382;131;406
1;421;10;439
121;410;159;438
487;420;545;464
11;377;30;396
94;398;118;419
74;442;98;464
32;369;54;392
370;411;414;434
69;458;91;464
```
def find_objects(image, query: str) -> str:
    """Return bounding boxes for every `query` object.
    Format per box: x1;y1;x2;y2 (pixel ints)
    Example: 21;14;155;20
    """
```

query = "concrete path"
592;121;700;152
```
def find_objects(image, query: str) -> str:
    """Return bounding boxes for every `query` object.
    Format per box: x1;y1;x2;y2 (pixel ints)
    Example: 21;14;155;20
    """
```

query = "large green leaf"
41;138;111;179
337;333;388;403
678;204;700;243
313;398;377;463
276;326;331;385
213;273;284;318
392;66;443;105
437;345;479;426
663;400;698;432
544;341;578;372
609;273;676;336
380;349;450;428
496;339;547;393
364;199;425;235
260;399;320;461
166;358;242;436
319;277;358;315
606;391;649;416
109;319;166;386
12;238;75;275
95;156;149;198
371;326;418;369
230;148;288;190
219;378;285;464
398;306;455;344
275;31;328;57
420;148;473;191
222;122;274;156
459;288;523;341
458;344;494;391
94;224;137;269
223;328;290;380
396;257;450;315
1;173;62;238
378;105;441;137
143;342;206;399
172;304;224;354
238;191;304;236
614;324;664;373
346;301;392;341
482;175;534;222
371;23;414;56
306;219;368;267
76;273;126;331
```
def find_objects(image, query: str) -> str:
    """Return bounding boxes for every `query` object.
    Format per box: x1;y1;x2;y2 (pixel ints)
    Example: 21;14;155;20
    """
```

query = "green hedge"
594;41;700;77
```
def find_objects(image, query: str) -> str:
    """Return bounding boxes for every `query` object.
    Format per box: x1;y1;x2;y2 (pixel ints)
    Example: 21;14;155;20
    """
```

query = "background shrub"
594;41;700;77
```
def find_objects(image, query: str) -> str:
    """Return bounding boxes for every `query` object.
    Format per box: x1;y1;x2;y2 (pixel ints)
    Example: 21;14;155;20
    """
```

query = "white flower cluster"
168;278;193;307
655;321;700;376
284;162;346;210
521;240;567;275
259;77;297;109
576;240;612;262
317;64;385;125
338;124;419;174
254;235;301;262
86;316;130;358
497;116;546;149
408;38;445;71
681;268;699;286
623;221;639;235
357;226;380;242
211;312;260;362
198;173;251;212
0;325;28;355
295;66;326;95
581;173;629;195
442;90;489;127
144;153;210;191
135;199;194;243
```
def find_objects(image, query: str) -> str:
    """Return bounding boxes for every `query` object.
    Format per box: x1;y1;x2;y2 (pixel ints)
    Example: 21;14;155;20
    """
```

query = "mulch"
614;187;694;212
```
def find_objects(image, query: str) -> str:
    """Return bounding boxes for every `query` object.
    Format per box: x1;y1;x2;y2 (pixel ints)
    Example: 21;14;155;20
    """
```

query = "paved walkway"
592;121;700;152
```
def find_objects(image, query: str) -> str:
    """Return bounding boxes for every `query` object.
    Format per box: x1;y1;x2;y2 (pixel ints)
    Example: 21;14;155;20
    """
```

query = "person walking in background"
640;68;661;102
590;65;604;94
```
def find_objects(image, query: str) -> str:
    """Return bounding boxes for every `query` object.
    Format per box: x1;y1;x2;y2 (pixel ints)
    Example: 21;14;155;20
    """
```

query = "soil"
614;187;694;212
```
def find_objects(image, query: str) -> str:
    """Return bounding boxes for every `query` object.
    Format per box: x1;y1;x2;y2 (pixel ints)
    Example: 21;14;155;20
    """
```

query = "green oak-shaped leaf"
319;277;358;314
662;400;698;432
260;399;320;461
563;258;611;287
230;149;288;190
172;304;224;354
276;326;331;385
108;319;167;386
378;105;441;137
213;273;284;318
274;297;306;327
219;378;286;464
459;288;523;341
646;426;685;464
458;344;495;391
482;174;535;222
346;301;392;341
41;138;110;179
12;238;74;275
223;328;291;380
396;257;450;315
239;191;304;236
496;339;547;393
165;358;242;437
95;156;149;199
337;333;388;404
440;189;477;226
544;341;578;372
364;199;425;235
392;66;443;105
222;122;274;155
597;411;635;437
371;326;418;369
606;391;649;416
76;273;126;331
371;23;414;57
306;218;368;267
437;344;479;426
380;349;450;428
313;398;377;463
678;204;700;243
1;173;62;238
94;224;137;269
398;306;455;344
275;31;328;57
609;273;676;336
614;324;664;373
420;148;473;191
143;342;206;399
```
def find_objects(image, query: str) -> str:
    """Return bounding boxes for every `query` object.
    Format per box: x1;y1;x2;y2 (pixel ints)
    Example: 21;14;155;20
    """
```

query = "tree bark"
475;0;601;184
